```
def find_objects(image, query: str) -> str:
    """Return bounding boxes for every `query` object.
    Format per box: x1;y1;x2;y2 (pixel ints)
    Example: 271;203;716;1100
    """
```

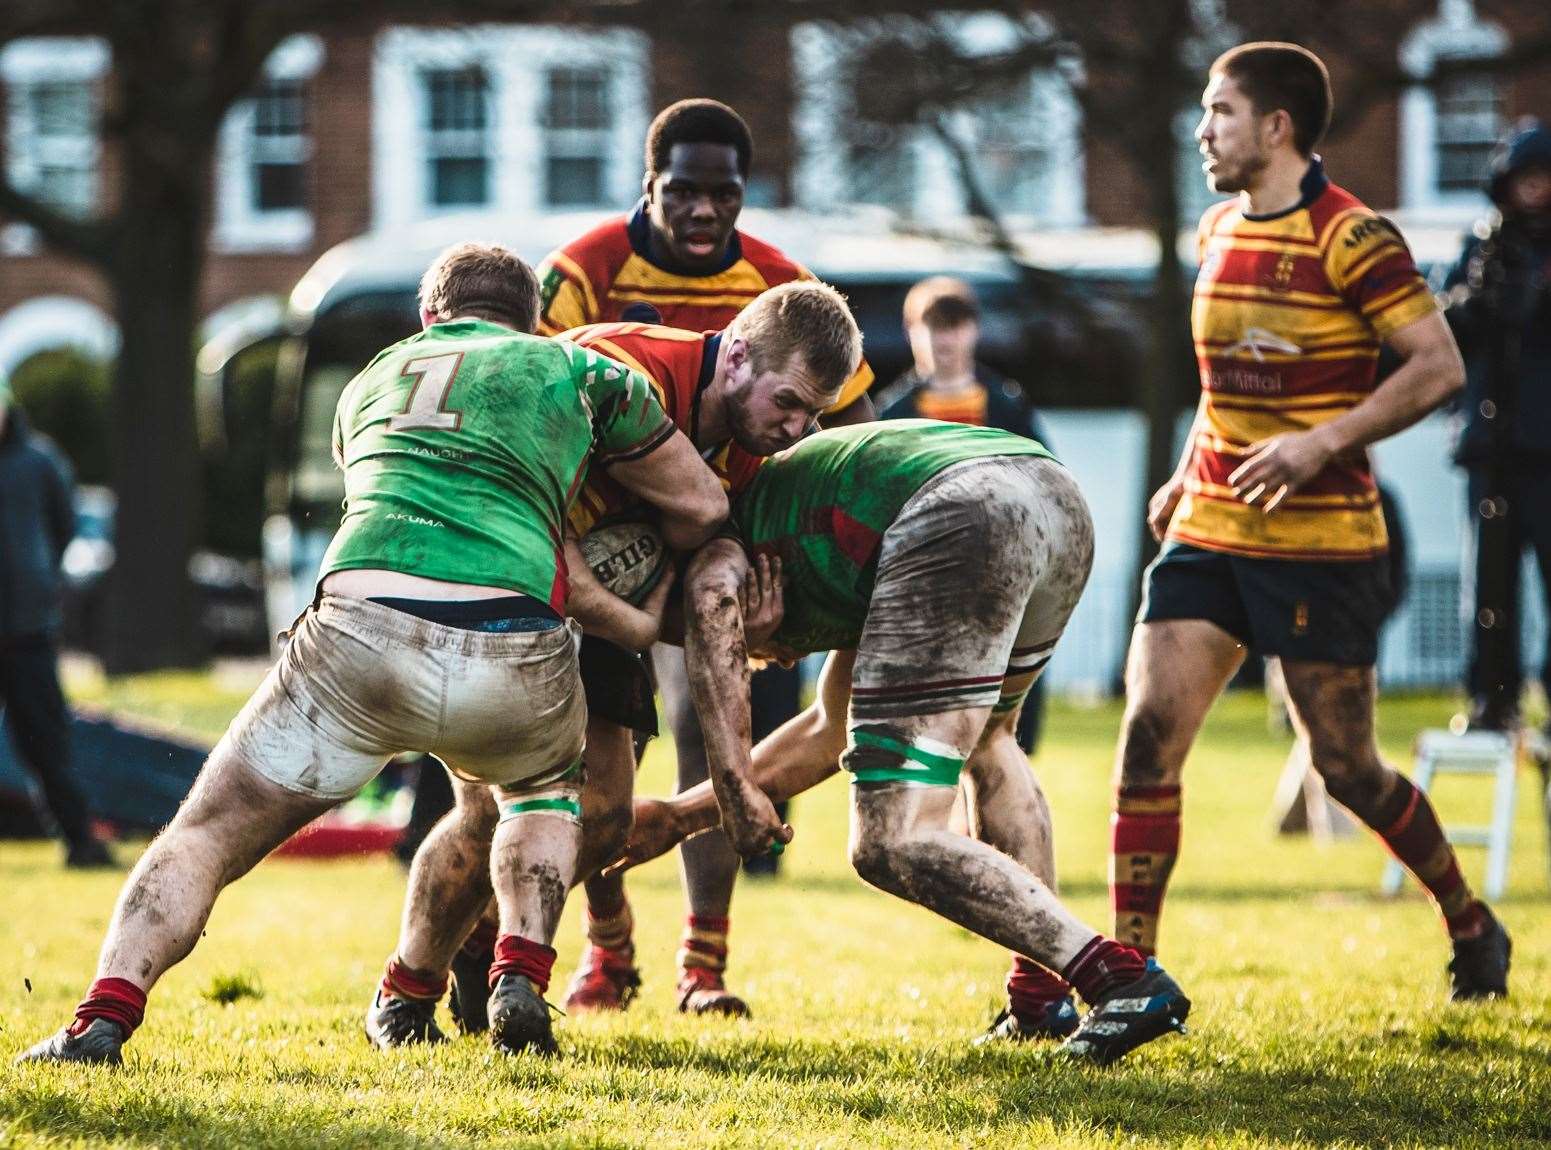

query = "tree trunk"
100;131;209;673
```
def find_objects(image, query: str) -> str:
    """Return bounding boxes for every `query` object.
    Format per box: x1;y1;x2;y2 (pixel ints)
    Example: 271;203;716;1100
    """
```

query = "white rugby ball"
580;520;668;605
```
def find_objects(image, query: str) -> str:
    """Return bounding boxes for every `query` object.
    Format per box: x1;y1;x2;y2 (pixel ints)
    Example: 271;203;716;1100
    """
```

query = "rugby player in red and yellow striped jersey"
1110;43;1510;1002
539;100;873;1019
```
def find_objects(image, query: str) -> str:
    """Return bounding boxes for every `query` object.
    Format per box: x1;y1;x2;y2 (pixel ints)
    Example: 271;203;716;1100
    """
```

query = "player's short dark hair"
1211;42;1332;156
419;242;539;332
645;99;753;179
902;276;979;329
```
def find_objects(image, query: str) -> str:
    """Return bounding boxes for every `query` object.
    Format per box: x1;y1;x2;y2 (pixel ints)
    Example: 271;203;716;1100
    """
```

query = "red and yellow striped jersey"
537;203;874;413
1170;162;1437;560
562;322;762;537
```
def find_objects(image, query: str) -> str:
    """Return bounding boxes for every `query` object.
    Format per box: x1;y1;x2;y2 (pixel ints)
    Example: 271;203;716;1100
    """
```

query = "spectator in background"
0;371;112;867
879;276;1054;754
1443;119;1551;733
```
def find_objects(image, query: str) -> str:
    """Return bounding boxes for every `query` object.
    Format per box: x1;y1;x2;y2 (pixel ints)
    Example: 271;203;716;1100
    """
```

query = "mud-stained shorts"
851;455;1094;723
214;595;586;801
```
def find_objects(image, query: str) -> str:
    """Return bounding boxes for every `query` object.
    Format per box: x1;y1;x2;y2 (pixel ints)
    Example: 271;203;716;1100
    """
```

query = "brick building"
0;0;1546;371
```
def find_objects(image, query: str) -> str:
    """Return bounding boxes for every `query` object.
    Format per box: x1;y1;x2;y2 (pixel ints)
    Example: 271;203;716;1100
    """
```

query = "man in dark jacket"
0;374;110;866
1444;119;1551;732
879;277;1054;754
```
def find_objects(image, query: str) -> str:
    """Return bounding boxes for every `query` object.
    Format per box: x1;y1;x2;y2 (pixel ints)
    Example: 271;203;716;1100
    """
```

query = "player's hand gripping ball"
579;519;668;605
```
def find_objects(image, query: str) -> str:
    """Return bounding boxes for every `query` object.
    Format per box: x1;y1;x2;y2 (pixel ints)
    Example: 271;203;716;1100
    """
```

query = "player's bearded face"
646;143;745;271
727;348;836;457
1196;74;1270;194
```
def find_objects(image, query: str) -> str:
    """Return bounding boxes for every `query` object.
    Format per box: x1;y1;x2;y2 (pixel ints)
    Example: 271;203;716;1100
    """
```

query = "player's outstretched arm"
684;538;793;860
610;649;855;872
606;428;728;551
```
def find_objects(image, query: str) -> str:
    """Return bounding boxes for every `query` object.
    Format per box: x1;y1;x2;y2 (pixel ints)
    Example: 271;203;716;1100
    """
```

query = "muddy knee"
848;827;908;896
1117;705;1185;788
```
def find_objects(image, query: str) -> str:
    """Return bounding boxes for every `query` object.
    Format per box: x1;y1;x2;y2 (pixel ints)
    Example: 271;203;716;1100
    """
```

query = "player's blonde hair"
419;242;540;332
731;281;863;393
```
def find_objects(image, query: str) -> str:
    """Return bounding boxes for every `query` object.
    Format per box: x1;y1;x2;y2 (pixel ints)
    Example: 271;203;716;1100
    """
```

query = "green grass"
2;678;1548;1148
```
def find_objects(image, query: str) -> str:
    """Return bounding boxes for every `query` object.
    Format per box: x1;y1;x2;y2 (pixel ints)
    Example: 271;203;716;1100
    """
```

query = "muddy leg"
97;753;335;989
846;706;1097;971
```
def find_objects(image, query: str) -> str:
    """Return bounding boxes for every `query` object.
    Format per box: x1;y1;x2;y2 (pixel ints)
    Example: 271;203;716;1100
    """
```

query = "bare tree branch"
0;171;114;258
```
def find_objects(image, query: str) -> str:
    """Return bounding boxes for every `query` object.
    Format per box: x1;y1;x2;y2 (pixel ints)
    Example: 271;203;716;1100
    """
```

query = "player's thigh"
169;739;338;880
853;458;1052;723
580;716;636;841
438;620;587;795
215;611;410;804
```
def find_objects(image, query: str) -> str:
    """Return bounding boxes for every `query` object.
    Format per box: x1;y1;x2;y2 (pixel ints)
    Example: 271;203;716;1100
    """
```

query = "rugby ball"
580;520;668;605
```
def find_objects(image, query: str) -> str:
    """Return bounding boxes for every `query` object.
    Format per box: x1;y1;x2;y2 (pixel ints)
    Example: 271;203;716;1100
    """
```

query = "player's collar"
626;198;744;276
1241;156;1329;222
691;331;722;448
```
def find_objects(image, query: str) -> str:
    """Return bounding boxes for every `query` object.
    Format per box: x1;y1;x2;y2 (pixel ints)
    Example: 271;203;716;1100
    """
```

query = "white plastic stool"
1381;729;1517;901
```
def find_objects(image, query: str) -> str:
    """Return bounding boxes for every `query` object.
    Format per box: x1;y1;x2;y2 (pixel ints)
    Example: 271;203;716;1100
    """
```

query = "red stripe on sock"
490;934;557;994
1370;778;1482;937
1112;819;1181;854
1061;936;1147;1006
1006;956;1071;1020
382;957;448;1002
70;977;147;1038
686;915;729;934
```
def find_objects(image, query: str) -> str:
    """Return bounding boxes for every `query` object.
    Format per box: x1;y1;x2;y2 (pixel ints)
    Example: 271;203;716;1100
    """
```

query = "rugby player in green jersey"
18;242;728;1066
617;421;1193;1065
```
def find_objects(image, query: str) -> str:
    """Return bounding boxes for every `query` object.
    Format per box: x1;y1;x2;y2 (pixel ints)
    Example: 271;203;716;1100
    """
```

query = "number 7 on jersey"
389;352;465;431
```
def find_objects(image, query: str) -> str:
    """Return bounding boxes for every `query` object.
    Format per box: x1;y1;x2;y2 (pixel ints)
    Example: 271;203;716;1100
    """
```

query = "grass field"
2;674;1548;1148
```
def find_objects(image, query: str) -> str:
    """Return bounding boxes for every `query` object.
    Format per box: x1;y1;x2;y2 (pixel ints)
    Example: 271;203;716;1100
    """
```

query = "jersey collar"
691;331;722;449
626;198;744;276
1241;156;1330;222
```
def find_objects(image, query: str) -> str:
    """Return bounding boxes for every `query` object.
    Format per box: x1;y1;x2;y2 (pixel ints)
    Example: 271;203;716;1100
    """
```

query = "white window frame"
539;66;616;209
0;38;108;253
372;26;648;229
791;14;1085;228
1399;0;1507;215
212;34;323;254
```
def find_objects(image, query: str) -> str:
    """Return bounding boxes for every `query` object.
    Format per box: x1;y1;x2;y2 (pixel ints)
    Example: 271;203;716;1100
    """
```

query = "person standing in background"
0;372;112;868
879;277;1054;754
1443;119;1551;735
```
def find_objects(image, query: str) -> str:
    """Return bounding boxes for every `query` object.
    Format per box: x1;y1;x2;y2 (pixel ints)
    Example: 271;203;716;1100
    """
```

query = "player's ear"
419;305;439;330
724;335;751;381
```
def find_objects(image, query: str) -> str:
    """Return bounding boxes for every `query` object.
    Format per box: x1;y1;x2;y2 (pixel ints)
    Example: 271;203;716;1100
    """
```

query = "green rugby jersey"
320;319;675;610
732;420;1055;652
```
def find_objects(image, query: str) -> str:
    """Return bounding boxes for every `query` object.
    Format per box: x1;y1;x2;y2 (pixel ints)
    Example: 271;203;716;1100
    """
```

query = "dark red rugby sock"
490;934;557;994
1006;957;1073;1021
1110;784;1181;956
70;977;147;1037
1061;936;1148;1007
1366;776;1486;939
380;957;448;1002
678;915;729;976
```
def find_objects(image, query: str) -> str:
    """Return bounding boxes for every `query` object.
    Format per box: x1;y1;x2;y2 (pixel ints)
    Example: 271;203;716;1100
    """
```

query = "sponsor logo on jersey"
386;512;446;528
1222;327;1302;363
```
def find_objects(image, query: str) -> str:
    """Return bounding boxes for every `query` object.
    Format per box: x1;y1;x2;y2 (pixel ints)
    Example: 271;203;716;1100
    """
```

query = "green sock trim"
498;796;582;820
848;730;963;787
